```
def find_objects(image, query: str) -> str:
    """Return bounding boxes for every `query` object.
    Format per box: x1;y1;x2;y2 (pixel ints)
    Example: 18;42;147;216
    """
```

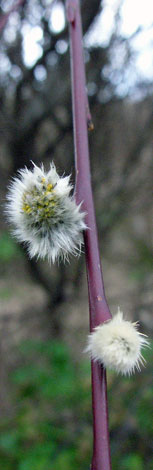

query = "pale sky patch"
22;25;43;67
49;2;65;34
120;0;153;37
1;0;153;96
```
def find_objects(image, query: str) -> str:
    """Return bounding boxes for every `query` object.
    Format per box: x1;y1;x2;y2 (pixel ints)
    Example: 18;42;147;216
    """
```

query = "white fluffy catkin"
6;162;86;263
86;308;149;375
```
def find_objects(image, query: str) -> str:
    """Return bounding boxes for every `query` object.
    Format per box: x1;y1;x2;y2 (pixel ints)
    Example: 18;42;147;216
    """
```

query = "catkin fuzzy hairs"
86;308;149;375
6;162;87;263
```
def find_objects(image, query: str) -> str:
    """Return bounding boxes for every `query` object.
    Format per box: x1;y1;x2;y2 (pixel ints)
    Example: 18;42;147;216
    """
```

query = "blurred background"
0;0;152;469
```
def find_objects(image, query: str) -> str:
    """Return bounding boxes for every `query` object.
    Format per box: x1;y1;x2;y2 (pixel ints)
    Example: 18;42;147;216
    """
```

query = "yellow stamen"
22;204;31;214
46;183;53;191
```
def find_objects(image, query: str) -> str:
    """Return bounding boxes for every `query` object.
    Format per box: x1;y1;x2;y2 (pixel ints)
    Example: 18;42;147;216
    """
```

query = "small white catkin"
6;162;86;263
86;308;149;375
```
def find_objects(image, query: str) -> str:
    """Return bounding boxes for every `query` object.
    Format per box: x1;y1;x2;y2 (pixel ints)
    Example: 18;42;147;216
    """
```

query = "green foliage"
0;286;14;300
0;340;152;469
110;343;153;470
120;454;143;470
129;239;152;281
0;340;92;470
0;232;21;262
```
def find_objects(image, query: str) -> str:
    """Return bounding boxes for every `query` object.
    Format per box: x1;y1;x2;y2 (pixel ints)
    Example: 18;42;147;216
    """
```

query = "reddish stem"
0;0;26;34
66;1;112;469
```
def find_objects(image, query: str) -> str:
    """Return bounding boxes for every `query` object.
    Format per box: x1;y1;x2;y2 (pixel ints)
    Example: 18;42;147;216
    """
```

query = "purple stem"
66;1;112;469
0;0;26;34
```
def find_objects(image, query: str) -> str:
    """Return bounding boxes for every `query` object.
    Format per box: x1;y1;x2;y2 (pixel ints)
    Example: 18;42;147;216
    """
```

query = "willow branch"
66;1;112;469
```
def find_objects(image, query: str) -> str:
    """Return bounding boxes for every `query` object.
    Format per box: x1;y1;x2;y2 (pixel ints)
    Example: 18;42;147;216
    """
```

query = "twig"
66;1;112;469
